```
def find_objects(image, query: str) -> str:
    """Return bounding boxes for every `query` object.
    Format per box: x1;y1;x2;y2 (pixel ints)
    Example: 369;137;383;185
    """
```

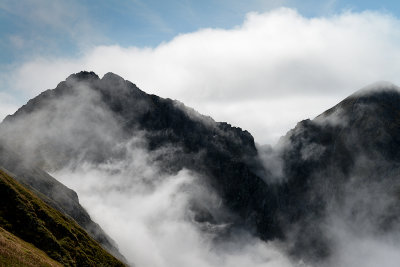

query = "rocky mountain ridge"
2;72;400;265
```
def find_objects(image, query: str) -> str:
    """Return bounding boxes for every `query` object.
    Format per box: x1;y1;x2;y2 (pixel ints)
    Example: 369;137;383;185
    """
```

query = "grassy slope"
0;226;62;267
0;169;125;267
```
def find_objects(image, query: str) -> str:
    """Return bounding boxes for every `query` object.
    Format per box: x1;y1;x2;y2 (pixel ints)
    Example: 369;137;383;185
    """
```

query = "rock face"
2;72;400;264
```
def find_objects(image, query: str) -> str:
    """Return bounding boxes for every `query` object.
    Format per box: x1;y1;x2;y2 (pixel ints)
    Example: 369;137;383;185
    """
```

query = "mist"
52;139;295;267
1;73;400;267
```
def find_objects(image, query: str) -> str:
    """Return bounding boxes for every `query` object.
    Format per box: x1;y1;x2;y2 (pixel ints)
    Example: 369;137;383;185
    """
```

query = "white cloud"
3;8;400;144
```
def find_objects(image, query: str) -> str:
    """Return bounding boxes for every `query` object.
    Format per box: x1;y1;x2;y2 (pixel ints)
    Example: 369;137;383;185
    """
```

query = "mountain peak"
66;71;100;83
351;81;399;97
102;72;125;81
316;82;400;121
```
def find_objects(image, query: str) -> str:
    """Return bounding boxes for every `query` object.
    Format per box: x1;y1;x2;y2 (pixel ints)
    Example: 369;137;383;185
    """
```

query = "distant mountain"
0;168;124;266
2;72;400;265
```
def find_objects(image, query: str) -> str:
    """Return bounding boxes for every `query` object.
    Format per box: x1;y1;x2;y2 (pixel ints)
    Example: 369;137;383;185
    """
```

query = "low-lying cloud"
52;140;295;267
3;8;400;143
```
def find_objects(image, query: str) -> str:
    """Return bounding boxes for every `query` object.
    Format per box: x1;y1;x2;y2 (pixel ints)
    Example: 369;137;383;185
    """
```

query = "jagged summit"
102;71;127;82
66;70;100;82
3;71;256;159
64;71;143;95
65;71;132;84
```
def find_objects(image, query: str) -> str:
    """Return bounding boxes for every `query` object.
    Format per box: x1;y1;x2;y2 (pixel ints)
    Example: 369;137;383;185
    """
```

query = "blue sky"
1;0;400;144
1;0;398;66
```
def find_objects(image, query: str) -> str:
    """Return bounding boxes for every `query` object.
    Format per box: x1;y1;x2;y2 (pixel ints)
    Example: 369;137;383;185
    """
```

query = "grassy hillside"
0;226;62;267
0;169;125;266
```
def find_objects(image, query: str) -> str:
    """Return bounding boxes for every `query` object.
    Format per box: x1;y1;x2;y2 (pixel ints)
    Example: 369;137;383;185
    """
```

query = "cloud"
54;163;295;267
3;8;400;144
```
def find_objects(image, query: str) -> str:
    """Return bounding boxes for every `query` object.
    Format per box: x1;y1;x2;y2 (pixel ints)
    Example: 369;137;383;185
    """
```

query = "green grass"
0;169;125;266
0;226;62;267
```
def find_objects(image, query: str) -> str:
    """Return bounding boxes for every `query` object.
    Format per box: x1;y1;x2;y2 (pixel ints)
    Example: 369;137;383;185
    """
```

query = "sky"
1;0;400;144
